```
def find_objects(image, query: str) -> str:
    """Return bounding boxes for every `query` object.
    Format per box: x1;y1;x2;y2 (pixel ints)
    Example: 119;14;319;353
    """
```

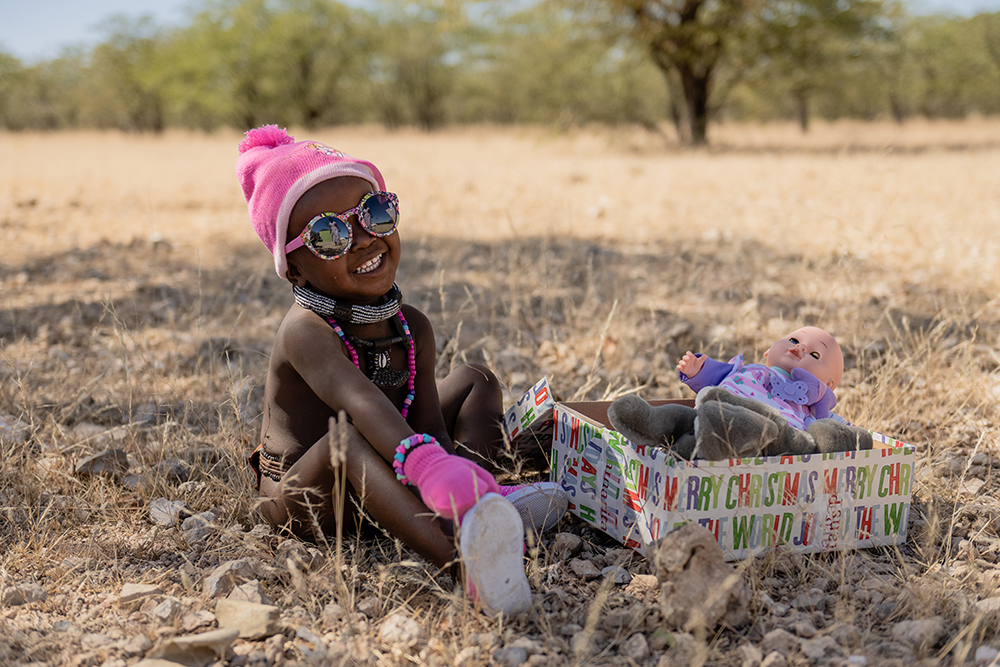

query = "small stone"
892;617;945;649
976;597;1000;615
75;449;129;477
454;645;481;666
150;597;184;623
182;511;217;545
147;627;239;666
494;646;529;667
789;588;825;612
203;558;257;598
295;626;326;660
149;498;190;526
800;636;843;662
571;631;600;658
976;645;1000;665
569;558;602;580
509;637;543;655
622;633;649;661
119;583;163;611
182;610;216;632
121;633;153;656
1;582;46;606
739;642;763;667
322;601;347;624
761;629;800;658
81;633;113;649
215;599;280;640
227;580;272;605
760;652;788;667
377;613;425;647
658;632;700;666
602;565;632;585
624;574;659;597
553;533;582;560
273;539;326;571
357;596;381;618
792;620;817;638
0;414;29;444
153;459;189;484
648;627;674;651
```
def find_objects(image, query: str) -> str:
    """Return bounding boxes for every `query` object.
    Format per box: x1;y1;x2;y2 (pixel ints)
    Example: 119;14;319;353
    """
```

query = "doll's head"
764;327;843;390
236;125;385;278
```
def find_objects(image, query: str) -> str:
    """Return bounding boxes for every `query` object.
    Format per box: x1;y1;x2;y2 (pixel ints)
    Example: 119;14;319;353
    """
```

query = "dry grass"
2;121;1000;666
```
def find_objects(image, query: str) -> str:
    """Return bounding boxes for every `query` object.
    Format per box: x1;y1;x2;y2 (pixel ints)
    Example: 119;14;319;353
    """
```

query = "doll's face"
764;327;843;390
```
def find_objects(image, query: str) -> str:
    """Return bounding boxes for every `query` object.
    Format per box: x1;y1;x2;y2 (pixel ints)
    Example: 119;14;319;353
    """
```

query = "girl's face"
764;327;844;390
285;176;400;304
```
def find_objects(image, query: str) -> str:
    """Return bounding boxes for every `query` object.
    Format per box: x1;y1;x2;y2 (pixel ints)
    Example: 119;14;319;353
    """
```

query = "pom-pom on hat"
236;125;385;277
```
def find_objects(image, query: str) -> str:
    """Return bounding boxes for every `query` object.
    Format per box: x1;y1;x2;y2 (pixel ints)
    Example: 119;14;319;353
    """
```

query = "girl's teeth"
355;254;382;274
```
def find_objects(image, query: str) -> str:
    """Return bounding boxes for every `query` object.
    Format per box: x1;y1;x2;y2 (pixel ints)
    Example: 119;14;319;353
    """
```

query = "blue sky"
2;0;1000;64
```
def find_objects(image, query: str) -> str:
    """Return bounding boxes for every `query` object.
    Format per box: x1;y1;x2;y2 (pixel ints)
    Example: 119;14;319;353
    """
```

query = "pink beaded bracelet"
392;434;436;486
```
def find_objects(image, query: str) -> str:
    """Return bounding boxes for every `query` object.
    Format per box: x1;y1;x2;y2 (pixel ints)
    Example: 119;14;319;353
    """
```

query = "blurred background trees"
0;0;998;143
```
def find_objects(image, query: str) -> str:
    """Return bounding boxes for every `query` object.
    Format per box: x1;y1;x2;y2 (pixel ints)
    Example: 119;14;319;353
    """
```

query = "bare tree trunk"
794;89;809;133
678;65;710;146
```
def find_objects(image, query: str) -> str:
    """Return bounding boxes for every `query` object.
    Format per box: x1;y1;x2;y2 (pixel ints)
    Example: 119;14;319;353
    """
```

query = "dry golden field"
2;121;1000;666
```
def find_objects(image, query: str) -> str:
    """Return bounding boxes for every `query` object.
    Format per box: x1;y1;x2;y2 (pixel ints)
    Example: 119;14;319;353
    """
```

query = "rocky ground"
3;229;1000;667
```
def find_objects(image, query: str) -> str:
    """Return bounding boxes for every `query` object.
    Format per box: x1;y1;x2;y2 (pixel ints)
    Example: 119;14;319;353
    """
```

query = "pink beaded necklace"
324;312;416;419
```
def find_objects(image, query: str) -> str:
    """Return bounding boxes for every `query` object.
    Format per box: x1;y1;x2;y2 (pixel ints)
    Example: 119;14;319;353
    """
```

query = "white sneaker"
500;482;569;534
459;493;532;616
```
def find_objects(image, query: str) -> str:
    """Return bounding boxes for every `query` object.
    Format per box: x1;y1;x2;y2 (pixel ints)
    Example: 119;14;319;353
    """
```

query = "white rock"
295;626;326;660
147;627;239;667
203;558;256;598
377;613;425;647
150;597;184;623
119;583;163;611
602;565;632;585
149;498;189;526
976;645;1000;665
891;617;945;648
569;558;602;580
493;646;529;667
622;633;649;661
215;598;280;640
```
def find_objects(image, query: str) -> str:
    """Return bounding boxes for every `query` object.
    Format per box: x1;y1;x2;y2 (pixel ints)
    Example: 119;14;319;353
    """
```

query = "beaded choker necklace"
293;283;402;324
323;311;416;419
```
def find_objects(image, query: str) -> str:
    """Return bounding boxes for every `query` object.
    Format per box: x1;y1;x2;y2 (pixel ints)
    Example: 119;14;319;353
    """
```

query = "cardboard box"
504;378;915;561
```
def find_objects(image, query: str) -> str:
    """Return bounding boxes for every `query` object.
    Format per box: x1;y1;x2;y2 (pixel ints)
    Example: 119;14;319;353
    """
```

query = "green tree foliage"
0;0;999;134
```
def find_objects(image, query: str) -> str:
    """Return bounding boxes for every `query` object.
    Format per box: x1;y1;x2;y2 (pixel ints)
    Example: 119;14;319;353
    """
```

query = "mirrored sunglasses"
285;191;399;260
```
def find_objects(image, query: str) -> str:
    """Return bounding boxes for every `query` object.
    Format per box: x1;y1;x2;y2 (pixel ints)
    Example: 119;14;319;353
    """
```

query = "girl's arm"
398;306;453;448
277;306;414;462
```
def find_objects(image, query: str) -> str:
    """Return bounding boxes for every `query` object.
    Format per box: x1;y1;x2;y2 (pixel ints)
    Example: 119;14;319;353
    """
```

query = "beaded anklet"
324;311;416;419
393;433;436;485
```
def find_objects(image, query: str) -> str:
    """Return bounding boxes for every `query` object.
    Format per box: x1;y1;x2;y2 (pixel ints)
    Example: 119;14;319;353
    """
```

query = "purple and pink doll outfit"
680;354;837;430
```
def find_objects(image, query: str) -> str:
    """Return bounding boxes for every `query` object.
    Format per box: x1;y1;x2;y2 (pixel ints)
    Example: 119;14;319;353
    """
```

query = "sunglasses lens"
306;215;352;259
362;194;399;236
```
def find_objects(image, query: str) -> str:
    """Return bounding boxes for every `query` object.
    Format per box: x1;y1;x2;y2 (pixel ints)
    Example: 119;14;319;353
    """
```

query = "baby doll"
609;327;873;460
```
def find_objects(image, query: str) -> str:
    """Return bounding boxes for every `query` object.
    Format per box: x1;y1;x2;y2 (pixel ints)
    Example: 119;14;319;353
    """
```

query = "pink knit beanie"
236;125;386;277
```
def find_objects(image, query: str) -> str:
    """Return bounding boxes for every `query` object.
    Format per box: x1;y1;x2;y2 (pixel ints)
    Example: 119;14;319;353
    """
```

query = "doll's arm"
679;353;734;393
788;368;838;418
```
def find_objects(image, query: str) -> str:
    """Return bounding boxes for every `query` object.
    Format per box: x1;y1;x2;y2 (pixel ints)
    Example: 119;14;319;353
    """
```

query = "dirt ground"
2;123;1000;666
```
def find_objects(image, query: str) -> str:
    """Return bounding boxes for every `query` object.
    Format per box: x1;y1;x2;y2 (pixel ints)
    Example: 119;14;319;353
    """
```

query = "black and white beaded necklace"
292;282;402;325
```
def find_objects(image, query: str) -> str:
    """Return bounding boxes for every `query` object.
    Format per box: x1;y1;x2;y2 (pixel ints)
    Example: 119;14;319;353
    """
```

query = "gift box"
503;378;915;561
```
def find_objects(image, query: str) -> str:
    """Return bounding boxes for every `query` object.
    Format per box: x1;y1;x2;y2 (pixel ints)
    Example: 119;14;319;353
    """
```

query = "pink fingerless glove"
403;443;499;523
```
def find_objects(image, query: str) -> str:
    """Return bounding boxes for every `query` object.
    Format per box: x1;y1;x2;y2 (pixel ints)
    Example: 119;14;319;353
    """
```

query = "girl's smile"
285;176;401;303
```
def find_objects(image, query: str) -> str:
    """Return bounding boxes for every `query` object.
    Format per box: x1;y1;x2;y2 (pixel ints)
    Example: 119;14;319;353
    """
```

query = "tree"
600;0;758;144
748;0;891;131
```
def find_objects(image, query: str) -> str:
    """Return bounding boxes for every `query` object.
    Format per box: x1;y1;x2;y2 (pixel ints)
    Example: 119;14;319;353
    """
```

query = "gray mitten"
607;395;698;459
694;387;817;459
805;419;873;453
